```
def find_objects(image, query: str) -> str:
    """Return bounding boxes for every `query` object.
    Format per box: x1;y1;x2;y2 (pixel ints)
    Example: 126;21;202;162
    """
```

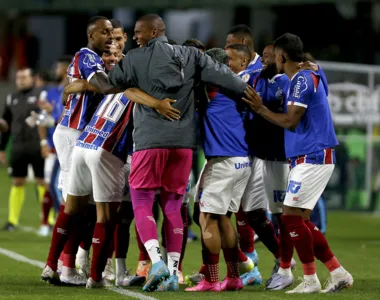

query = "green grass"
0;166;379;299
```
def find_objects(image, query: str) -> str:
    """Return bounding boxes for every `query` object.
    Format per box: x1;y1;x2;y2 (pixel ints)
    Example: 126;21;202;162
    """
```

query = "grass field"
0;166;379;300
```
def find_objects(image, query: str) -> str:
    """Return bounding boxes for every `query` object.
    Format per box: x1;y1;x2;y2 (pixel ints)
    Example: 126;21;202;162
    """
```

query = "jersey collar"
248;53;260;66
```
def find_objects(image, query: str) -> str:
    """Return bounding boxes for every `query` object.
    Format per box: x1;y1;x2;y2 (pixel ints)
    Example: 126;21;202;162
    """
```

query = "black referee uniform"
0;88;44;178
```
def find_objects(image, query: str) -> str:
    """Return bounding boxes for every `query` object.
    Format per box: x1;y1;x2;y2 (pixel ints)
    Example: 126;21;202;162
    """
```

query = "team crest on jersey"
275;88;284;103
293;76;308;99
242;73;250;82
83;53;97;68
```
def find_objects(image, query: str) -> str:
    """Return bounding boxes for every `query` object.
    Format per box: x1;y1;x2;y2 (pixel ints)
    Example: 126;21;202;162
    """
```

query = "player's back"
285;70;338;159
59;48;104;131
77;92;134;162
201;86;248;157
248;74;289;160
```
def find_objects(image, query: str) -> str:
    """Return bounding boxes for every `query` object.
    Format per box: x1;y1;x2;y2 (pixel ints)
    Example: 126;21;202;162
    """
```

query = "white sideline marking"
0;247;158;300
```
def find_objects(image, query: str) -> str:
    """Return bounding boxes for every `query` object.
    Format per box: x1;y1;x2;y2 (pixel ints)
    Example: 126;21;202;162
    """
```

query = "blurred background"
0;0;380;213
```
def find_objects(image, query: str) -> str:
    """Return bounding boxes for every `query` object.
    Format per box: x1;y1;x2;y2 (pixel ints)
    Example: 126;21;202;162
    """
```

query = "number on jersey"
96;94;125;123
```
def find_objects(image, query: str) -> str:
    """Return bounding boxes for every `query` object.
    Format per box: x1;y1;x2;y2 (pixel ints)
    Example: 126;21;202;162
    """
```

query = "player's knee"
12;177;25;186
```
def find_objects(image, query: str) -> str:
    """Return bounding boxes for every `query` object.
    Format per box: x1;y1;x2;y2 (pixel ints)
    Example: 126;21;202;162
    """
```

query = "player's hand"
299;61;319;72
156;98;181;121
0;151;6;165
40;144;50;159
0;118;8;132
39;101;54;113
242;85;264;112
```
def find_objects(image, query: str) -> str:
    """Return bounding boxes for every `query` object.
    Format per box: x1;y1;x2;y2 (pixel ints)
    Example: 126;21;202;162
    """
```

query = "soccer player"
107;14;248;292
37;55;71;237
0;68;46;232
186;47;249;292
110;19;127;59
242;33;353;294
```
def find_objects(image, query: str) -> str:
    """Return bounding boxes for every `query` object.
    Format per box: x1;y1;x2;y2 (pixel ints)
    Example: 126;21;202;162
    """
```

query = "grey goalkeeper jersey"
108;36;247;152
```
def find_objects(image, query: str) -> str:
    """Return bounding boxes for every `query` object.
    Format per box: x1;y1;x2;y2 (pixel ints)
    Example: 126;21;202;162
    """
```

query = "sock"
48;209;55;226
304;219;337;267
130;188;158;245
90;223;114;282
79;205;96;251
161;247;168;265
199;264;206;275
116;258;127;278
62;214;85;268
247;210;280;259
76;246;89;261
107;235;114;259
114;222;131;259
202;250;219;283
46;210;73;271
8;186;25;226
144;239;162;264
237;248;248;263
282;215;316;275
222;247;239;278
37;185;46;204
179;204;189;272
324;257;342;273
167;252;181;276
275;214;294;269
235;208;255;253
41;191;53;225
135;225;150;261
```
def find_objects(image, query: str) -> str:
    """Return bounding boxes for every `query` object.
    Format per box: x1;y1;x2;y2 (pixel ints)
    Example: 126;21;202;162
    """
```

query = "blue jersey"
201;86;248;157
77;93;134;162
45;86;64;149
248;74;290;161
285;70;338;161
59;48;104;130
245;54;263;74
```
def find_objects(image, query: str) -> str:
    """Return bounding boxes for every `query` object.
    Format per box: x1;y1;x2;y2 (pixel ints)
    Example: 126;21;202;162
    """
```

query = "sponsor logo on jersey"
84;125;110;138
287;180;302;194
293;75;308;99
234;161;252;170
273;190;286;203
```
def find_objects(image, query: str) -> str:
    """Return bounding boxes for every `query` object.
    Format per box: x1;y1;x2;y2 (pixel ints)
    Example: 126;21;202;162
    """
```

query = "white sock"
167;252;181;276
161;247;168;264
278;267;292;277
76;246;89;261
115;258;127;278
304;273;319;282
144;239;162;264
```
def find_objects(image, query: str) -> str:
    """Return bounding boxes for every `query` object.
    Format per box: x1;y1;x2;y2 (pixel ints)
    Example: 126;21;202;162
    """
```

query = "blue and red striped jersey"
76;93;134;162
285;70;338;160
59;48;105;130
289;148;336;169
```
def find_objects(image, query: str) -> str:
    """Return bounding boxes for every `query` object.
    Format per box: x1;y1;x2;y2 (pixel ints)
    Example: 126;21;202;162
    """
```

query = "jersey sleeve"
287;73;315;108
317;65;328;96
79;51;105;82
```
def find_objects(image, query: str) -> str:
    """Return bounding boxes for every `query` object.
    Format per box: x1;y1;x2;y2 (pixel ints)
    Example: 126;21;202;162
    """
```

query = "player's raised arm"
242;85;306;131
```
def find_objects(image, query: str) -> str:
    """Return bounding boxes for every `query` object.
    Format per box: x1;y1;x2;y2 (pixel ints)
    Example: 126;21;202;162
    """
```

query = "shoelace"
323;277;333;289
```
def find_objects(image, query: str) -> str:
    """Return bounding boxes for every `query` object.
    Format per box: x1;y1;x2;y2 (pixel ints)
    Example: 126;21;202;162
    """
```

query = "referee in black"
0;68;46;231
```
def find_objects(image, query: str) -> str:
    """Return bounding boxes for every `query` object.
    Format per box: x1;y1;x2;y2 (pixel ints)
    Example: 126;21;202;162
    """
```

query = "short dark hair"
87;16;108;33
205;48;229;65
110;19;124;32
182;39;205;51
274;33;304;62
167;39;177;45
57;55;73;65
227;25;254;47
225;43;252;62
17;67;34;76
36;69;52;82
303;52;316;63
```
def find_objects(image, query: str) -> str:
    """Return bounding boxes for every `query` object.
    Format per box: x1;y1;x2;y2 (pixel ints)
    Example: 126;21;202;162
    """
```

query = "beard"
261;63;278;79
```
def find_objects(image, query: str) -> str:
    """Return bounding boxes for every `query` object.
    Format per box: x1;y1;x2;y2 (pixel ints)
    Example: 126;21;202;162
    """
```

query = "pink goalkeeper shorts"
129;148;193;195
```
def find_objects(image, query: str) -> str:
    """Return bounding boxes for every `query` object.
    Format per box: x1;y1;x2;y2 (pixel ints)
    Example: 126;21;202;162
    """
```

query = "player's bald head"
137;14;165;34
87;16;109;34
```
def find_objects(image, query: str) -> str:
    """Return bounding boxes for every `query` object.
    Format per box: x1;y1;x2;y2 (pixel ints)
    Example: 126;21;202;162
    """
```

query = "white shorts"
283;163;334;210
68;146;125;203
196;157;251;215
123;155;132;202
44;153;57;184
53;124;81;201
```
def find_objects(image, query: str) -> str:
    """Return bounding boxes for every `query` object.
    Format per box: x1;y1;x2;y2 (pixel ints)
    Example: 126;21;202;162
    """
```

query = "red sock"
199;264;206;274
179;204;189;272
276;214;294;269
63;212;86;268
304;219;340;271
79;205;96;251
59;251;64;262
90;223;114;282
222;247;239;278
237;248;248;263
114;222;131;259
235;208;255;253
41;191;53;225
202;250;219;283
135;225;150;261
46;209;73;271
282;215;315;275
